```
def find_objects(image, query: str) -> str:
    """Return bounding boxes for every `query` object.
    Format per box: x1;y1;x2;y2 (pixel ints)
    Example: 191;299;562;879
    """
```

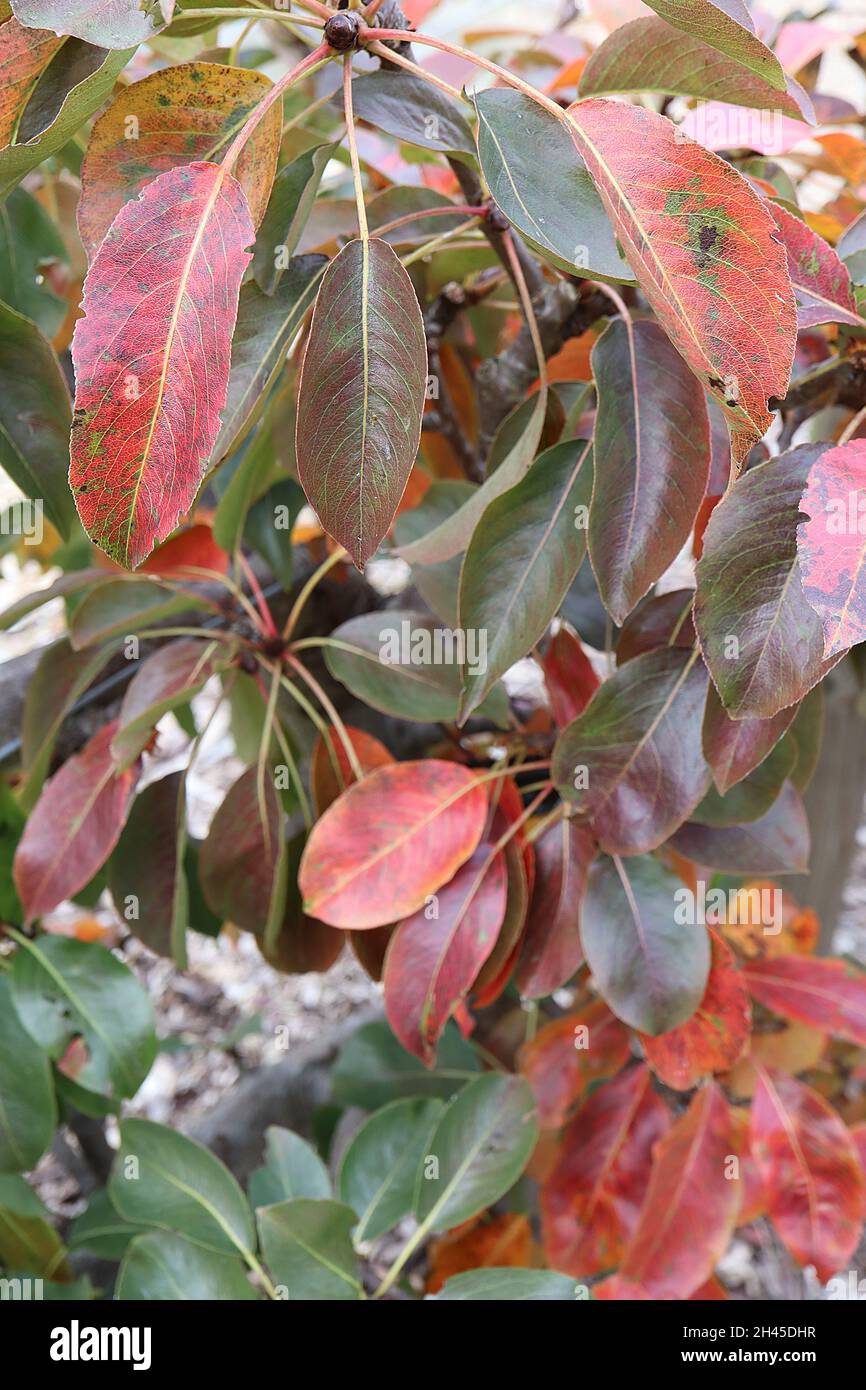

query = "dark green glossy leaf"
296;236;427;570
415;1074;538;1233
552;648;710;854
0;1173;69;1277
68;1188;144;1260
110;1118;256;1256
432;1268;581;1300
337;1097;442;1243
117;1230;258;1300
331;1019;479;1110
0;186;67;336
19;636;117;812
473;88;633;283
249;1126;331;1209
581;853;711;1033
0;301;75;538
392;480;474;625
346;69;475;159
0;975;55;1173
254;143;338;293
589;318;709;624
458;439;593;719
257;1199;362;1301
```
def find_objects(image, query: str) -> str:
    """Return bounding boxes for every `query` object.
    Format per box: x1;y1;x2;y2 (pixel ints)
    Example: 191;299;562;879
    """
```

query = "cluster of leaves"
3;0;866;1300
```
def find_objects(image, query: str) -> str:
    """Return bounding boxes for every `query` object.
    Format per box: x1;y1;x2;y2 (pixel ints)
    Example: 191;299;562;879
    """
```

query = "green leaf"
473;88;633;283
432;1268;582;1300
337;1098;443;1244
415;1074;538;1233
589;318;709;624
257;1199;362;1301
0;1173;69;1278
325;610;509;725
581;853;711;1034
0;783;25;924
249;1127;332;1209
117;1231;258;1300
296;236;427;570
0;975;56;1173
110;1118;256;1257
10;934;156;1102
458;439;593;719
253;145;338;293
331;1019;480;1110
392;480;475;625
211;255;325;465
243;477;303;590
11;0;166;48
0;186;67;336
69;578;214;649
347;70;476;159
642;0;788;91
0;302;76;538
0;42;133;198
68;1188;145;1260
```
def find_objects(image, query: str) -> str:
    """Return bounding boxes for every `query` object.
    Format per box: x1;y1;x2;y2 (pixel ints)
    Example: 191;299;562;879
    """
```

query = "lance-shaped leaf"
458;440;593;719
11;0;168;48
69;160;255;569
589;318;709;623
639;932;751;1090
112;637;222;768
643;0;788;90
552;648;710;855
580;17;813;119
520;999;631;1129
0;975;56;1173
295;236;427;571
566;98;796;452
542;626;599;728
337;1097;443;1244
702;682;798;795
743;955;866;1049
10;933;156;1101
78;62;282;261
118;1232;257;1302
310;725;394;817
515;819;595;999
345;70;476;159
383;843;507;1065
200;767;286;938
751;1067;866;1282
109;772;188;961
258;1200;362;1301
323;611;508;726
797;439;866;657
253;142;337;293
694;444;841;718
612;1084;739;1299
414;1074;539;1233
541;1064;670;1278
473;88;633;283
13;720;140;922
769;204;863;329
582;854;711;1034
299;761;488;930
616;589;696;663
0;40;131;198
671;780;810;874
20;636;118;812
0;15;63;149
0;304;72;537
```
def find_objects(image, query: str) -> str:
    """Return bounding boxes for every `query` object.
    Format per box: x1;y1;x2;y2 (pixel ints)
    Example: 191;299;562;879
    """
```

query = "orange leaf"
640;932;751;1091
520;999;631;1129
310;725;394;817
426;1213;533;1294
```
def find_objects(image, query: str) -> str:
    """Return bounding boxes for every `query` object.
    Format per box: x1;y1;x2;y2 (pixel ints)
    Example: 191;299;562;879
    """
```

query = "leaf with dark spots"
295;236;427;571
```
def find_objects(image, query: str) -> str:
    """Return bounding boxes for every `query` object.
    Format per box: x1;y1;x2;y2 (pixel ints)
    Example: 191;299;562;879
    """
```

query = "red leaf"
383;843;507;1065
0;16;64;149
797;439;866;657
515;818;596;998
542;626;599;728
702;683;798;795
310;725;394;817
640;932;751;1091
298;761;488;929
541;1063;670;1277
13;720;140;921
751;1067;866;1281
770;203;863;329
566;99;796;453
139;523;228;579
743;954;866;1048
200;767;285;934
612;1084;740;1299
69;161;254;569
112;637;219;766
519;999;631;1129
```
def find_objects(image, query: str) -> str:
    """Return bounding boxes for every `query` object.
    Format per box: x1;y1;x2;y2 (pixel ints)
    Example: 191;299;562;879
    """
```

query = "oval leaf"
338;1097;443;1244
